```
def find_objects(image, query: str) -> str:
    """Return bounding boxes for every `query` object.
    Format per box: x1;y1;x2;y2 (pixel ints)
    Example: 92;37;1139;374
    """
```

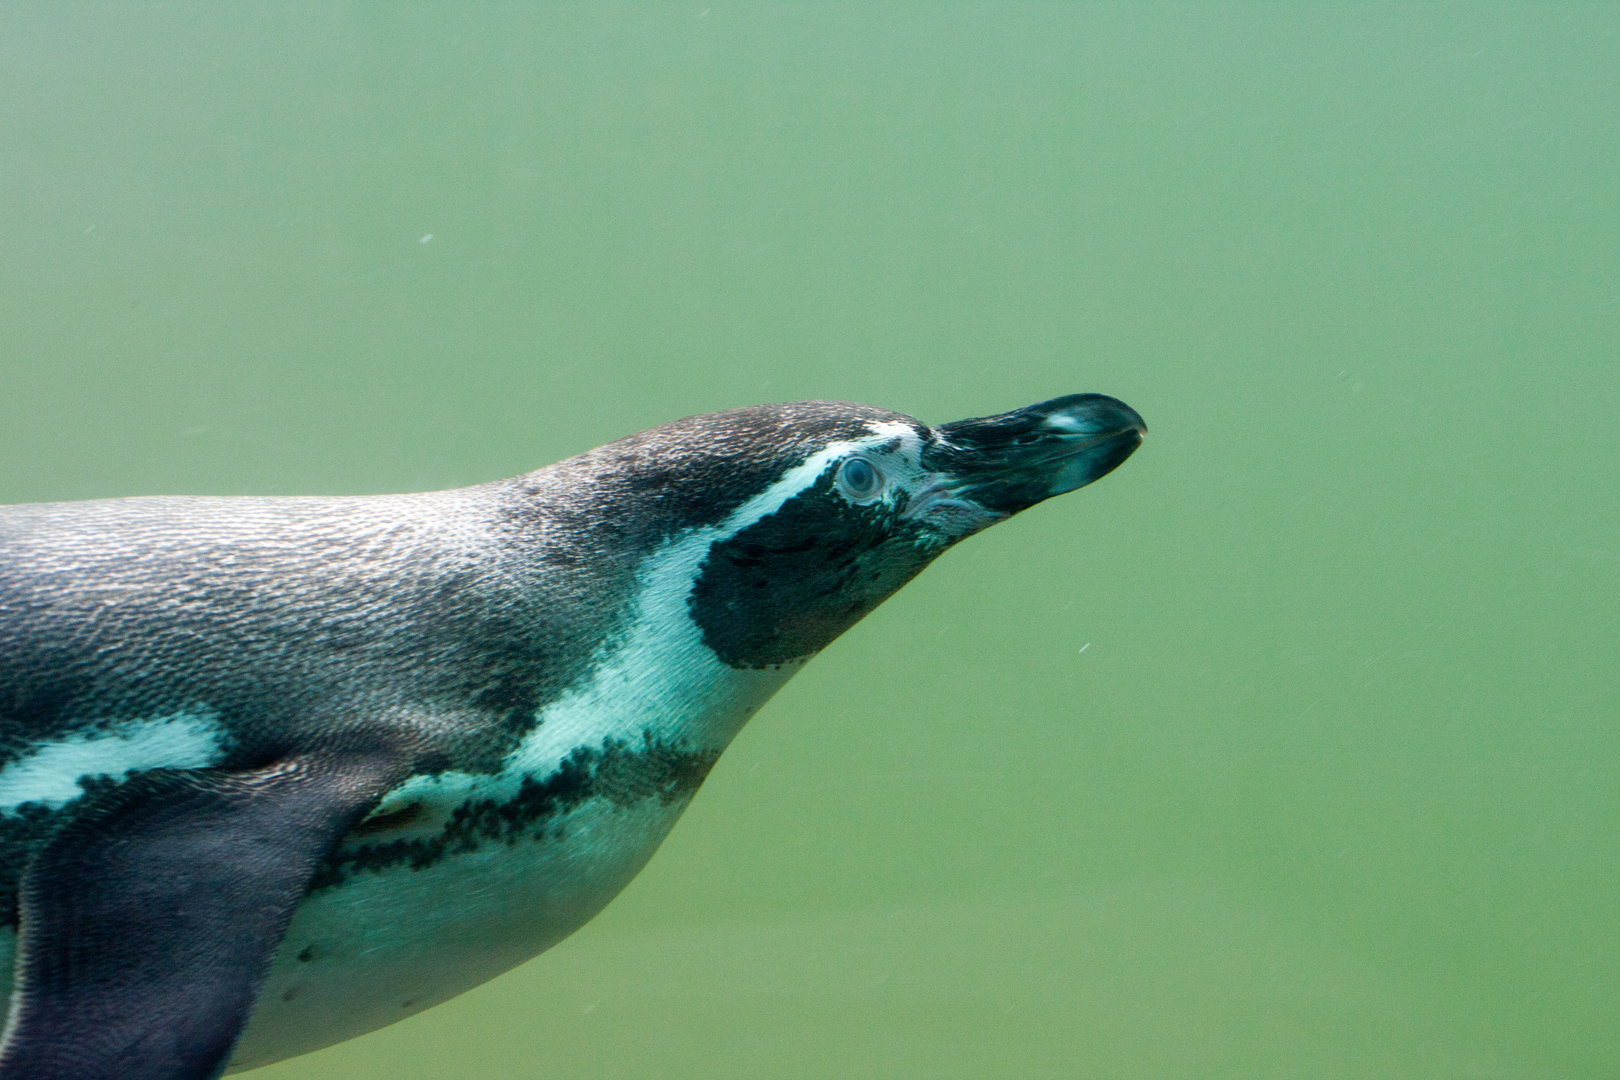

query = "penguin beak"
918;394;1147;517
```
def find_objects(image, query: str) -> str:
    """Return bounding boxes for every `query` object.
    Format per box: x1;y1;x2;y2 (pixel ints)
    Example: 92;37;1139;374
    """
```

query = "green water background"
2;4;1617;1077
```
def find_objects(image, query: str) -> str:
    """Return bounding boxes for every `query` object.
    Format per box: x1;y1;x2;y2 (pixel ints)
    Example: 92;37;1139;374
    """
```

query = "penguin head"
567;394;1145;670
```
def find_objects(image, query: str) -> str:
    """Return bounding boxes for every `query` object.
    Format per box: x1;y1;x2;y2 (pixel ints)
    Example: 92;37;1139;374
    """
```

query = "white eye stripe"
826;422;937;507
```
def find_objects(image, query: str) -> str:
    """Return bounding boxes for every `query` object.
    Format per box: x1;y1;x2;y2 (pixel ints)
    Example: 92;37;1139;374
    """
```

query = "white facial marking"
0;711;227;812
858;420;1003;541
834;421;926;510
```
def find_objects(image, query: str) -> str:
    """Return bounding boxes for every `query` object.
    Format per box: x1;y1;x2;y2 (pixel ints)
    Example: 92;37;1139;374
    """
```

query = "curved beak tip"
1044;394;1146;438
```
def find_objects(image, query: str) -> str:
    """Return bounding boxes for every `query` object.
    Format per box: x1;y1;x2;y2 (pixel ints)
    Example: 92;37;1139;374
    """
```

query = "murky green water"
3;4;1617;1077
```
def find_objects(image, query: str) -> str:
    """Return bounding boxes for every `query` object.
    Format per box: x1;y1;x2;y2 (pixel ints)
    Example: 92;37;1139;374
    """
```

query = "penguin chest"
229;753;706;1071
229;650;804;1071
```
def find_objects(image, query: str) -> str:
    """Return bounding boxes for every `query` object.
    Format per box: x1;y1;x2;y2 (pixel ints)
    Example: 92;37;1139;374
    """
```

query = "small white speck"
1077;643;1090;655
84;224;96;234
699;7;710;16
582;996;606;1014
419;234;434;244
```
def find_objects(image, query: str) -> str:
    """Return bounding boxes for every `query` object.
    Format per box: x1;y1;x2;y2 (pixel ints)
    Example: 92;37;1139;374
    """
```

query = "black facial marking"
307;732;718;891
688;474;937;668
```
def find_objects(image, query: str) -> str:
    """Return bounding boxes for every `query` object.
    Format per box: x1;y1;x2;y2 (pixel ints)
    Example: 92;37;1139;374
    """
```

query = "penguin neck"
504;533;804;774
504;451;857;777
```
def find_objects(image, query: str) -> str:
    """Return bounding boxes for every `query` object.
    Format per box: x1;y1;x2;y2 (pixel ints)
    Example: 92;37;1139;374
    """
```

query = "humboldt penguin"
0;393;1145;1079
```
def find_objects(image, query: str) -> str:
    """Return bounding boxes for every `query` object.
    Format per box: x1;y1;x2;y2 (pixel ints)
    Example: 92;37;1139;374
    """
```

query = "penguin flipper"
0;753;407;1080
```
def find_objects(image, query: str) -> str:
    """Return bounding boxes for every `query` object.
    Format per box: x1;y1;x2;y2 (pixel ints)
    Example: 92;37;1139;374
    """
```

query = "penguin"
0;393;1144;1080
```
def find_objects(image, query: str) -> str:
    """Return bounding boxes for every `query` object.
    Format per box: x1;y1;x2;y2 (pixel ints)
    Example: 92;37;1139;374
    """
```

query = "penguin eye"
836;457;884;501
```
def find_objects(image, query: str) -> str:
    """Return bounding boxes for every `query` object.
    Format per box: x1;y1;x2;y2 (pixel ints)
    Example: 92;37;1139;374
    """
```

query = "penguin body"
0;396;1144;1078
